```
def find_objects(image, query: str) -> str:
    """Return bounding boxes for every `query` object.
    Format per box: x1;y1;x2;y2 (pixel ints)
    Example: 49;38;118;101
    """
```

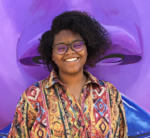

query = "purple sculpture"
0;0;150;136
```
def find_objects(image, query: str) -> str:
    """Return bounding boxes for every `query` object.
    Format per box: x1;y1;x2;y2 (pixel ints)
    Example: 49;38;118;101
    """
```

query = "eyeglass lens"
54;41;84;55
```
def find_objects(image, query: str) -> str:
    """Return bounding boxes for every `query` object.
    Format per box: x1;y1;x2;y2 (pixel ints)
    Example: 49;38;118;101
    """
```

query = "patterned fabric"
8;70;128;138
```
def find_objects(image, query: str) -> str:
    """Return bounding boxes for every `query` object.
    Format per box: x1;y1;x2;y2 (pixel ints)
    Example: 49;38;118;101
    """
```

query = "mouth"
64;57;79;62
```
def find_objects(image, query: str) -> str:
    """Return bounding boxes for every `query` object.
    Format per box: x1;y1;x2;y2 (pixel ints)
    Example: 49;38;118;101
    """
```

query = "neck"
58;69;86;88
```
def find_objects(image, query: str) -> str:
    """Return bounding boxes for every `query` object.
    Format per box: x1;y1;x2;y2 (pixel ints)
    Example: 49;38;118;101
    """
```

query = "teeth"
65;58;77;62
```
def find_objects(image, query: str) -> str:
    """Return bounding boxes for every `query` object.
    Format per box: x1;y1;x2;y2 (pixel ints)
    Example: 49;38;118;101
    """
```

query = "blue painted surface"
122;95;150;137
0;95;150;137
0;124;11;138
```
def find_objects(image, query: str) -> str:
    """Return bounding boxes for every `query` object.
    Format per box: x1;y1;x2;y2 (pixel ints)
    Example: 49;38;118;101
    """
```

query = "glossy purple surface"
0;0;150;132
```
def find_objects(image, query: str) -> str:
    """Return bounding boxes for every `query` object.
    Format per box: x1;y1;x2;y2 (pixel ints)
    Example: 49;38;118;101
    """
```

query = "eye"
74;44;81;47
73;41;83;48
58;46;66;51
55;45;66;51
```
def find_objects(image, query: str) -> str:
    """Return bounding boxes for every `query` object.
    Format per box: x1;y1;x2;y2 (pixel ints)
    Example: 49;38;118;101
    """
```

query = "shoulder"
20;81;45;109
98;80;117;91
13;81;43;117
25;81;42;97
99;80;119;93
99;80;122;105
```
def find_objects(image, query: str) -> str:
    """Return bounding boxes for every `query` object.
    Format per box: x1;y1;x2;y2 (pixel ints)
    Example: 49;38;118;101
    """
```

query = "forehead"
53;30;83;44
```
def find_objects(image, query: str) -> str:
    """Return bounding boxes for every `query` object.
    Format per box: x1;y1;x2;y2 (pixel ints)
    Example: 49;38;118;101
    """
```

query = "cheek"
52;53;63;65
83;48;88;60
52;53;58;64
83;48;88;65
80;51;88;65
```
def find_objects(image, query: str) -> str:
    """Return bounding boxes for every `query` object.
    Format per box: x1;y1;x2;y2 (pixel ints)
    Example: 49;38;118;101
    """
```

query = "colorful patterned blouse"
8;70;128;138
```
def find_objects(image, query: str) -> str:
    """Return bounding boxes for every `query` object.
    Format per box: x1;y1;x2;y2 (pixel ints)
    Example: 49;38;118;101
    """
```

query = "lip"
63;56;80;61
64;57;79;62
64;57;80;64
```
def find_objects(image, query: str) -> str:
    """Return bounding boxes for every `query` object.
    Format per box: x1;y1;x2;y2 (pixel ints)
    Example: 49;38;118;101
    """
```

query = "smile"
65;57;78;62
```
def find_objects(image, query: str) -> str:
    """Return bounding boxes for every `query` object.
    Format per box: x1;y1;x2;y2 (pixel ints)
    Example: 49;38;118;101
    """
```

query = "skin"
52;30;88;101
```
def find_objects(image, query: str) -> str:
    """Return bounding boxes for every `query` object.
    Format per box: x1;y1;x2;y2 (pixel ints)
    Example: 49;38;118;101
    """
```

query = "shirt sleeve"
7;91;38;138
106;82;128;138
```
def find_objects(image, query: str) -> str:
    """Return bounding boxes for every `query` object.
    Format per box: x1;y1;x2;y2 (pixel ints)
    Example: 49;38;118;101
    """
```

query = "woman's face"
52;30;88;75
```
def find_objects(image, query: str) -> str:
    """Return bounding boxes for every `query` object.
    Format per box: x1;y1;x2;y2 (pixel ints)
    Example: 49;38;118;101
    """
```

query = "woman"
8;11;128;138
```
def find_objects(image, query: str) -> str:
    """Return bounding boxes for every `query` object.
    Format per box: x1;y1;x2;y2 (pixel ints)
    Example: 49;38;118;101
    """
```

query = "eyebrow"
53;39;83;46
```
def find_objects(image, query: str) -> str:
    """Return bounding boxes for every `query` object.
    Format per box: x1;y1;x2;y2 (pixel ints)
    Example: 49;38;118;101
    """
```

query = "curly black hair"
38;11;111;71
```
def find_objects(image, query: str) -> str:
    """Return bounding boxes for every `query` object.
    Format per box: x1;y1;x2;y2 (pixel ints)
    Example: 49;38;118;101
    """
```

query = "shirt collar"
44;69;102;89
84;70;102;86
44;70;62;89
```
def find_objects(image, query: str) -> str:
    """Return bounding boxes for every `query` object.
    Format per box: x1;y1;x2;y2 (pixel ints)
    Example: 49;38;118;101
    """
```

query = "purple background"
0;0;150;130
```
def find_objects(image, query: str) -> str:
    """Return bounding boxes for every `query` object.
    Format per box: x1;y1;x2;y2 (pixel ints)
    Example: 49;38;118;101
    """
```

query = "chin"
63;66;83;75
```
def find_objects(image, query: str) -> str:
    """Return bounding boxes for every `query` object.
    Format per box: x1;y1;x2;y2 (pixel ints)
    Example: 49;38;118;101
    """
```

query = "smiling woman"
8;11;128;138
51;30;87;76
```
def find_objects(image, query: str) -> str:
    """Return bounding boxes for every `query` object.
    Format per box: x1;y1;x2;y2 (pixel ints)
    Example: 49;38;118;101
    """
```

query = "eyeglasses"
52;40;85;55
